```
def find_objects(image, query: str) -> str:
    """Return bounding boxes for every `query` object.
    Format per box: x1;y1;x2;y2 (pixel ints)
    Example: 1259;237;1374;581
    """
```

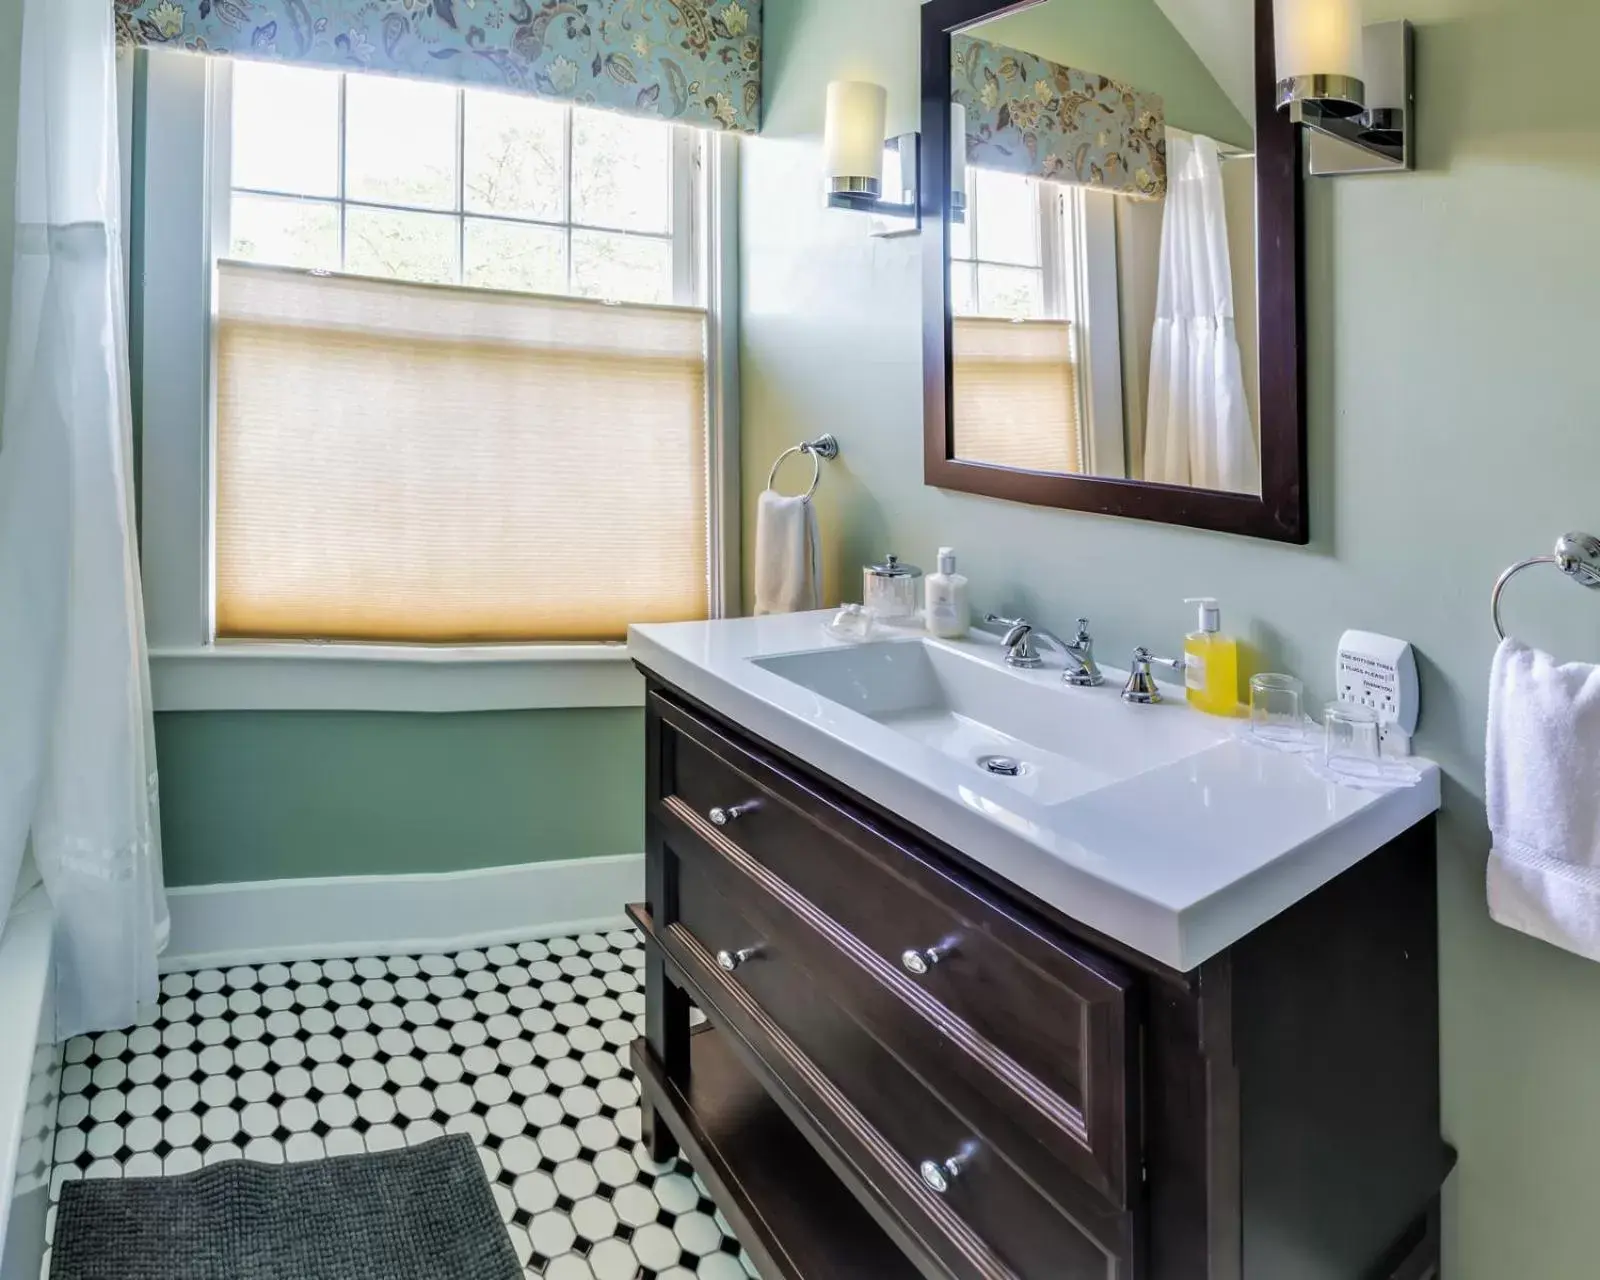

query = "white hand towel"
753;488;821;616
1486;638;1600;961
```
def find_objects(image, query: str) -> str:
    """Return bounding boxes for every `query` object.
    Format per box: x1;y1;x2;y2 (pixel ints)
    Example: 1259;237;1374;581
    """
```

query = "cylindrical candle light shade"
950;102;969;216
824;81;888;197
1273;0;1366;114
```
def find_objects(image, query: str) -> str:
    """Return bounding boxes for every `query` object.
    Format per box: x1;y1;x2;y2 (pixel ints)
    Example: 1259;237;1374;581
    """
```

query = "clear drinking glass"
1324;701;1383;777
1249;674;1305;746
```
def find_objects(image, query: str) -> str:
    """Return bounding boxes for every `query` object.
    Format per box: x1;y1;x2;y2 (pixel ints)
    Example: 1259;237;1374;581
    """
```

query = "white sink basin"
753;638;1232;805
628;611;1442;971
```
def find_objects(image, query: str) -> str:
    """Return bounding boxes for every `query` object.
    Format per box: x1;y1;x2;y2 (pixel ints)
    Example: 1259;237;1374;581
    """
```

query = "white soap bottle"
924;547;971;638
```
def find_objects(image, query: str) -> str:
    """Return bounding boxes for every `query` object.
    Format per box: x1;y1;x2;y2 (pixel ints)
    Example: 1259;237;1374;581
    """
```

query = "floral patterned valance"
117;0;763;134
953;34;1165;200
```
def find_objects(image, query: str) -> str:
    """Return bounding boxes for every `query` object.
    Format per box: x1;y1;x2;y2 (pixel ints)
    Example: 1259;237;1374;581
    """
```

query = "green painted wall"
742;0;1600;1274
979;0;1250;146
154;710;644;887
0;0;20;416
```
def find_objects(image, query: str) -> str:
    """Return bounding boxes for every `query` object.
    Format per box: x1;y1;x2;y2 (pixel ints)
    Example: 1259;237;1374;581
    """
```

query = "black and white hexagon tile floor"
44;930;762;1280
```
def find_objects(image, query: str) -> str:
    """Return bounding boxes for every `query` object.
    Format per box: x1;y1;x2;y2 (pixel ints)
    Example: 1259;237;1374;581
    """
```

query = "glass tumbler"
1324;701;1383;777
1249;674;1306;746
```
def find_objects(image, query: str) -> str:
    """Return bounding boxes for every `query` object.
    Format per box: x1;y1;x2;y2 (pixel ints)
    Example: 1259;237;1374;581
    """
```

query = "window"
948;166;1125;476
215;63;710;646
133;52;738;711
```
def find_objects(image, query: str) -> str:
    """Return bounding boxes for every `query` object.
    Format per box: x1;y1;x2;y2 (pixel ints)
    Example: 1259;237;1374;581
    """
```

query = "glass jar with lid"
862;554;923;624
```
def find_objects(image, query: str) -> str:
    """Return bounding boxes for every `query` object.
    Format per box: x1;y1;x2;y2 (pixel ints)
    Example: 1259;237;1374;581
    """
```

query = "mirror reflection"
949;0;1261;494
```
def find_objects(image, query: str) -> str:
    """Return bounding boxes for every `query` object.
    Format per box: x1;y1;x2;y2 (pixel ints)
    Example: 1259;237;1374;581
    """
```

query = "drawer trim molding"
668;796;1093;1149
656;915;1022;1280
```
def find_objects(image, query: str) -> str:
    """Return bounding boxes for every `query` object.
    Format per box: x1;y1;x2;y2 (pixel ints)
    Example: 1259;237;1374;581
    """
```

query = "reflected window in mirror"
950;167;1050;320
949;169;1127;478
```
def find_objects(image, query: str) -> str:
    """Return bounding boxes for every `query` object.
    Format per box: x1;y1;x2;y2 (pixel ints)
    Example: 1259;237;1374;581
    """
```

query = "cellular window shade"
952;317;1083;475
214;261;710;643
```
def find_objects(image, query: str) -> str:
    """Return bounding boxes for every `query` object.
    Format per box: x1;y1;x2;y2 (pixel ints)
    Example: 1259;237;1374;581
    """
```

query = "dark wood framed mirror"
922;0;1307;543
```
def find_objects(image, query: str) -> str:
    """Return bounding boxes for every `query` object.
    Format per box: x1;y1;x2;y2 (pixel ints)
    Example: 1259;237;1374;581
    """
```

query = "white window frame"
130;49;741;714
951;176;1127;477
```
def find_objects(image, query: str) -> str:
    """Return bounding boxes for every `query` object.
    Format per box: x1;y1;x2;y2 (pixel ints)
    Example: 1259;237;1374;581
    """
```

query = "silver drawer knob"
709;801;759;827
716;945;762;972
919;1148;973;1195
901;937;959;976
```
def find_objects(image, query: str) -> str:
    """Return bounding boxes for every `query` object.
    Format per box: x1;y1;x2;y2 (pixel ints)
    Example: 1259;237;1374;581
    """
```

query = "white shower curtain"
0;0;167;1037
1143;134;1259;495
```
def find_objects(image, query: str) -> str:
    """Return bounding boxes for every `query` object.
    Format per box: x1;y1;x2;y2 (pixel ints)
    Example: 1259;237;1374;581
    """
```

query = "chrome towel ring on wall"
766;433;840;501
1491;532;1600;641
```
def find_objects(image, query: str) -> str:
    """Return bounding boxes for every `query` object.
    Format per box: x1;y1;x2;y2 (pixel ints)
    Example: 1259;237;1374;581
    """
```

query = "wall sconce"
1273;0;1414;174
824;80;920;236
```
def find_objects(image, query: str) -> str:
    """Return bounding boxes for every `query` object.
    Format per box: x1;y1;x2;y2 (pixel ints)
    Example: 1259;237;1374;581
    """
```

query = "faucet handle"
1074;618;1092;644
985;615;1044;669
1123;649;1162;705
1123;648;1186;705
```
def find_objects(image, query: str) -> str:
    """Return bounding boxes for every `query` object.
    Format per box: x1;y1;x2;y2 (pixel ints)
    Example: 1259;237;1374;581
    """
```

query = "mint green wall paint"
979;0;1250;146
154;710;644;887
741;0;1600;1273
0;0;21;415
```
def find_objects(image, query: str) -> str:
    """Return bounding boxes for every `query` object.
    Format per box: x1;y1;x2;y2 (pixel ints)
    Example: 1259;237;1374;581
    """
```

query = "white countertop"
629;612;1441;972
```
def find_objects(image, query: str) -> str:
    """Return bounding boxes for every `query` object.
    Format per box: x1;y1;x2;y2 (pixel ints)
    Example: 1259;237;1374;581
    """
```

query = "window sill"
149;643;645;714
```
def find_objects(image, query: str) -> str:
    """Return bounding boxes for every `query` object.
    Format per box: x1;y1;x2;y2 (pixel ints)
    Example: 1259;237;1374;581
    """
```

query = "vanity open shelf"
630;626;1455;1279
627;959;922;1279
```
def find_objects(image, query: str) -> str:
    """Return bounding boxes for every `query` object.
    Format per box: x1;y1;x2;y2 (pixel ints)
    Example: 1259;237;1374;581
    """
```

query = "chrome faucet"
985;616;1105;688
1122;648;1189;704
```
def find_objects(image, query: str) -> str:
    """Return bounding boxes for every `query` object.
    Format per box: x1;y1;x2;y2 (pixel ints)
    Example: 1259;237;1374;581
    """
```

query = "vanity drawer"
651;691;1137;1209
665;853;1130;1279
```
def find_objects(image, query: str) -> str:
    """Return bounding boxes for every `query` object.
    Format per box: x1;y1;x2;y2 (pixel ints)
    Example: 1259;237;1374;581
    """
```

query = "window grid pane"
571;110;674;235
464;91;567;222
231;62;340;198
230;194;340;272
343;74;460;212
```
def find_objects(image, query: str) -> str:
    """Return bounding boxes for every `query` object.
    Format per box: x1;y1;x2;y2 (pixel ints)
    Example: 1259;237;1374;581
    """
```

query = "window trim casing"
131;49;740;713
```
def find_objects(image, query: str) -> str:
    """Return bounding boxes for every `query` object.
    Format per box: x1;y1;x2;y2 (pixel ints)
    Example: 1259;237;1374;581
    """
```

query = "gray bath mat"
50;1134;520;1280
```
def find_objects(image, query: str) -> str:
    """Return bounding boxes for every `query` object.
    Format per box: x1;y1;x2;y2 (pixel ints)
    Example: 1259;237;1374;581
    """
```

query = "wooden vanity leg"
643;951;690;1163
641;701;690;1163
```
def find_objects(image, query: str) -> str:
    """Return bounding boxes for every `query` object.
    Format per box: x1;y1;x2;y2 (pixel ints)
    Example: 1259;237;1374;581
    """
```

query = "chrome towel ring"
766;434;840;501
1491;532;1600;640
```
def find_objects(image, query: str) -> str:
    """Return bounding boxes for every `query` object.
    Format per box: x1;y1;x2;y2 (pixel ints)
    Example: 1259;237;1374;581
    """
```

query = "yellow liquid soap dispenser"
1184;597;1241;716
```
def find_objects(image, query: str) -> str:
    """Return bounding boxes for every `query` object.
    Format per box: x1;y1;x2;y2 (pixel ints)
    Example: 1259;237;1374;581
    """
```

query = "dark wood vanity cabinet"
631;676;1454;1280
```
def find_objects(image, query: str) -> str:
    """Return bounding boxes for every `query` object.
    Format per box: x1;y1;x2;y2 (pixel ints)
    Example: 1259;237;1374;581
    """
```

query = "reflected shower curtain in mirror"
0;0;168;1037
1143;134;1259;495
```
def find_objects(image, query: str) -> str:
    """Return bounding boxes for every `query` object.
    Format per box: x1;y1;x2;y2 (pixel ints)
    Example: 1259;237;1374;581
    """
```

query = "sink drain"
978;755;1023;777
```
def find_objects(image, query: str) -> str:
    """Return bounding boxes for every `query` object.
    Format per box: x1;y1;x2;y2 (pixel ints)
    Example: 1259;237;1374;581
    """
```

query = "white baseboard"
161;854;645;973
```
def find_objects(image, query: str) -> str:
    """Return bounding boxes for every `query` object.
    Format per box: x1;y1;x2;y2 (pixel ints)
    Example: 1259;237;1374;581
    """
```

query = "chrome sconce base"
1278;21;1415;175
827;133;922;237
